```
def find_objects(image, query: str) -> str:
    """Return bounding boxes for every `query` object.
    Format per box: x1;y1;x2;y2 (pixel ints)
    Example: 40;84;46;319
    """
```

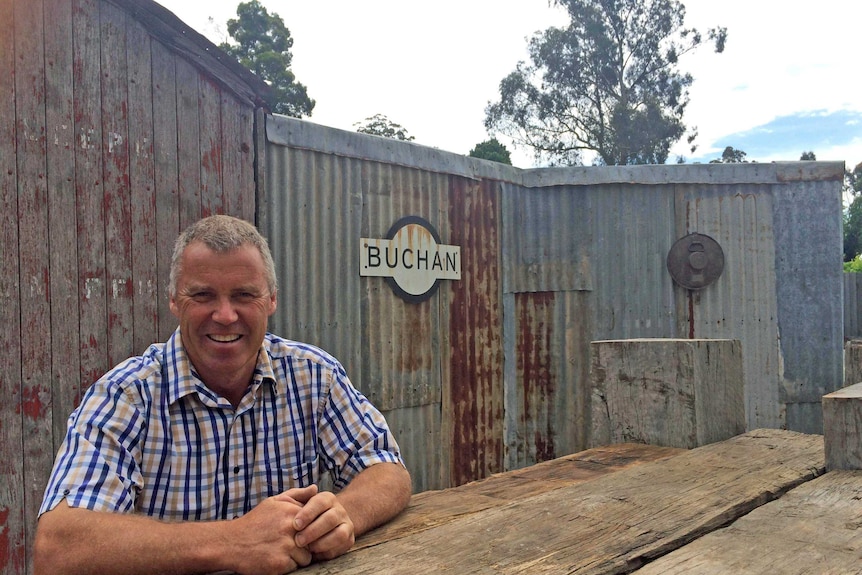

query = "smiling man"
34;215;411;574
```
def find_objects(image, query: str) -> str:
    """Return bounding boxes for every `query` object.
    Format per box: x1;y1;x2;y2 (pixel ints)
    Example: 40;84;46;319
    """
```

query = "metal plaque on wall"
666;232;725;290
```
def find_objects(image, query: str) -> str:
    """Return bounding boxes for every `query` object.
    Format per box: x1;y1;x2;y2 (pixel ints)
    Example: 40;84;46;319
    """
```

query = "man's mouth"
208;334;242;343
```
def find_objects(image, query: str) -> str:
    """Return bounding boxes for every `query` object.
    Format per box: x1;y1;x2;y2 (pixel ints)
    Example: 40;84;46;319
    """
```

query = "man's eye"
191;292;213;301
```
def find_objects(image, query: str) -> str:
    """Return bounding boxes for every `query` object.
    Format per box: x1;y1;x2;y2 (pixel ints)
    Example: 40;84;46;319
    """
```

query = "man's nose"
212;297;239;323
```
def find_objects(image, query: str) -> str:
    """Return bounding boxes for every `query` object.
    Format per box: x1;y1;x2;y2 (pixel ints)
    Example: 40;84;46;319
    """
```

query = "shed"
1;0;270;570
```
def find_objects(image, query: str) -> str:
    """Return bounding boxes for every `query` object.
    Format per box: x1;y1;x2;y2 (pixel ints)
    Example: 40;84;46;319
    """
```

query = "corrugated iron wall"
264;120;507;491
672;184;784;429
263;116;845;493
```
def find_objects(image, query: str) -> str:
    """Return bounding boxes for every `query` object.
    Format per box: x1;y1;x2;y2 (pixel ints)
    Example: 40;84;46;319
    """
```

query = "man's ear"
268;290;278;316
169;295;179;319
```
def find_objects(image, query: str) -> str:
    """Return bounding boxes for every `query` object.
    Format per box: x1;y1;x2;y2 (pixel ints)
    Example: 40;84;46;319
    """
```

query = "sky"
156;0;862;170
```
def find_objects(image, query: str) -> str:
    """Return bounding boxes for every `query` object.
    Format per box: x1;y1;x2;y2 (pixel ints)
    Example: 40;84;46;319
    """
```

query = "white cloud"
158;0;862;167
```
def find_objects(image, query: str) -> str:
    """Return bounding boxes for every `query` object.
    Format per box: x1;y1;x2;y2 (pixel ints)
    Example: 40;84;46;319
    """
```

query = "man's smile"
207;334;243;343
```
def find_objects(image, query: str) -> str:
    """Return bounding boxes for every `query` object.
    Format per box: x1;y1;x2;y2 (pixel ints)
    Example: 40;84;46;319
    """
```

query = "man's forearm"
336;462;412;536
34;501;230;575
34;496;310;575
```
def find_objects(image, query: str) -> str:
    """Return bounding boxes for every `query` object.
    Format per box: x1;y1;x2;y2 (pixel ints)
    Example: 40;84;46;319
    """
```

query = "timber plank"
305;430;823;574
633;470;862;574
44;0;81;456
126;17;159;354
220;92;243;218
1;0;25;568
100;2;135;368
74;0;109;390
151;41;180;341
43;1;79;571
175;57;202;229
199;76;224;217
355;443;683;551
14;0;54;570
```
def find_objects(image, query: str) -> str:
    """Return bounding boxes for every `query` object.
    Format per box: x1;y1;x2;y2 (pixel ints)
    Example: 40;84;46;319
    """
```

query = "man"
34;215;412;574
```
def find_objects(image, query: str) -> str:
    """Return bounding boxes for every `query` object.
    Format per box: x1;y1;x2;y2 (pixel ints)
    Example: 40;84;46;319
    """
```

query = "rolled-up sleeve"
39;380;145;516
317;364;404;491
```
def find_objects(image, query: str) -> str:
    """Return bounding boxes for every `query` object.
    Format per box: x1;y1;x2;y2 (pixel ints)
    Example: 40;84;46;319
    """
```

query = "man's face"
170;241;277;399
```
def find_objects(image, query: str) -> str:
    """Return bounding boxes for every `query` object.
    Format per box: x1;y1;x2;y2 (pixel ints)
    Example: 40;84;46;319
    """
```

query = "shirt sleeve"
317;363;404;491
39;379;146;516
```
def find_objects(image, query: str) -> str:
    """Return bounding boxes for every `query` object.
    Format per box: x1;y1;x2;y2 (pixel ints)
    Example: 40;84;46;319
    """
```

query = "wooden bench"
301;429;853;574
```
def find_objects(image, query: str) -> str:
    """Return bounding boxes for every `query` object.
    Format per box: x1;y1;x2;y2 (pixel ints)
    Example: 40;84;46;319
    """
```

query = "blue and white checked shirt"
40;329;404;521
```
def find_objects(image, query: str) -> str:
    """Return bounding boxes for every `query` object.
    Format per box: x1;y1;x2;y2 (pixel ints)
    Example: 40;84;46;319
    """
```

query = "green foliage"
485;0;726;166
354;114;415;141
800;151;816;161
844;257;862;273
847;162;862;196
468;138;512;165
219;0;314;117
709;146;748;163
845;193;862;262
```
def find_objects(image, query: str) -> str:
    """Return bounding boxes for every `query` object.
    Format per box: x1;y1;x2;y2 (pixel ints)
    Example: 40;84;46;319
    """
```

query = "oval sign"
360;216;461;303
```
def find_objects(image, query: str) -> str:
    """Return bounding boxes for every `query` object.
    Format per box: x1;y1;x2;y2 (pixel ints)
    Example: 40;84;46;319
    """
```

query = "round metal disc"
666;233;725;290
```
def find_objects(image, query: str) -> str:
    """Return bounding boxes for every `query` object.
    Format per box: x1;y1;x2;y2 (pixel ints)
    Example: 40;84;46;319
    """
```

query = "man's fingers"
306;521;355;560
292;490;337;532
277;484;318;506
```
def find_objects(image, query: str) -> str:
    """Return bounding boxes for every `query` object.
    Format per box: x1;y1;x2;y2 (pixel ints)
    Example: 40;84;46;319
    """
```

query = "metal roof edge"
266;115;525;183
266;115;846;187
519;161;846;187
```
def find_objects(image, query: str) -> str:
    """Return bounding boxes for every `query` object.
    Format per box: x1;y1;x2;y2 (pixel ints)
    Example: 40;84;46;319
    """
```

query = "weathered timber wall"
1;0;266;571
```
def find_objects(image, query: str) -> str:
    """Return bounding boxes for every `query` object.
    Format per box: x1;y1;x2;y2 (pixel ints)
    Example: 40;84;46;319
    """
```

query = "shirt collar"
164;329;277;407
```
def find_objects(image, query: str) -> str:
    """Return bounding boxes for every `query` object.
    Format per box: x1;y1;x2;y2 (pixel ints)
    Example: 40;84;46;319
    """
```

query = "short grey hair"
169;215;277;296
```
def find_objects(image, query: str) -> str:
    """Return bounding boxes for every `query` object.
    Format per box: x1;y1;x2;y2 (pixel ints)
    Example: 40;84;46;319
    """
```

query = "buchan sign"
360;216;461;303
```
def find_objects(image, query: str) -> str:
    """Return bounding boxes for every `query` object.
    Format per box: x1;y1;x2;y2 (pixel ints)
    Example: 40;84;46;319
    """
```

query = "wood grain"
355;443;684;550
304;430;824;574
633;470;862;574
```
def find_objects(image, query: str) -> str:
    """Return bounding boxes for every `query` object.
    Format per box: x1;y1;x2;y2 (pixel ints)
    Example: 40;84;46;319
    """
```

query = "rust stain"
448;179;503;486
517;292;557;463
688;291;695;339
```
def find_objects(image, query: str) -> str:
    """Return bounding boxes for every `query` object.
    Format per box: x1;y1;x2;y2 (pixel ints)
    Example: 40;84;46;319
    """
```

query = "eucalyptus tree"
354;114;415;141
220;0;315;117
485;0;726;165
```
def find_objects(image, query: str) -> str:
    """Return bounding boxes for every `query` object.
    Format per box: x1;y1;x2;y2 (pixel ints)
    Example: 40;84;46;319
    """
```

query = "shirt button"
233;465;240;474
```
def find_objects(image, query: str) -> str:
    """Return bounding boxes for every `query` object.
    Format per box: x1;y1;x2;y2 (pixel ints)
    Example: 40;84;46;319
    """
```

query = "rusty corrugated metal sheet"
448;178;503;486
264;129;508;490
264;115;845;490
503;289;591;471
264;137;456;492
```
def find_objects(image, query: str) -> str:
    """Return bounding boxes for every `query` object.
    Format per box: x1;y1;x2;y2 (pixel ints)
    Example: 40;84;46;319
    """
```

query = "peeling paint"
84;277;102;299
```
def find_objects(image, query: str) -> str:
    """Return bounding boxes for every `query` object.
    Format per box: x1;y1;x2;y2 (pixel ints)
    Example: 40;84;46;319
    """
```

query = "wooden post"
822;382;862;470
844;340;862;387
590;339;745;449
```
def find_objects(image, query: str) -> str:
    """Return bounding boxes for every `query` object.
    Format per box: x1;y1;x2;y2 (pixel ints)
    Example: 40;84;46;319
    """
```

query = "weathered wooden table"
303;429;862;574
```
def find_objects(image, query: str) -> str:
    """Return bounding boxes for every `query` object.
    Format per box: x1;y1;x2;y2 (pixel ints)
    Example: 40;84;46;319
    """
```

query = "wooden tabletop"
301;429;862;574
